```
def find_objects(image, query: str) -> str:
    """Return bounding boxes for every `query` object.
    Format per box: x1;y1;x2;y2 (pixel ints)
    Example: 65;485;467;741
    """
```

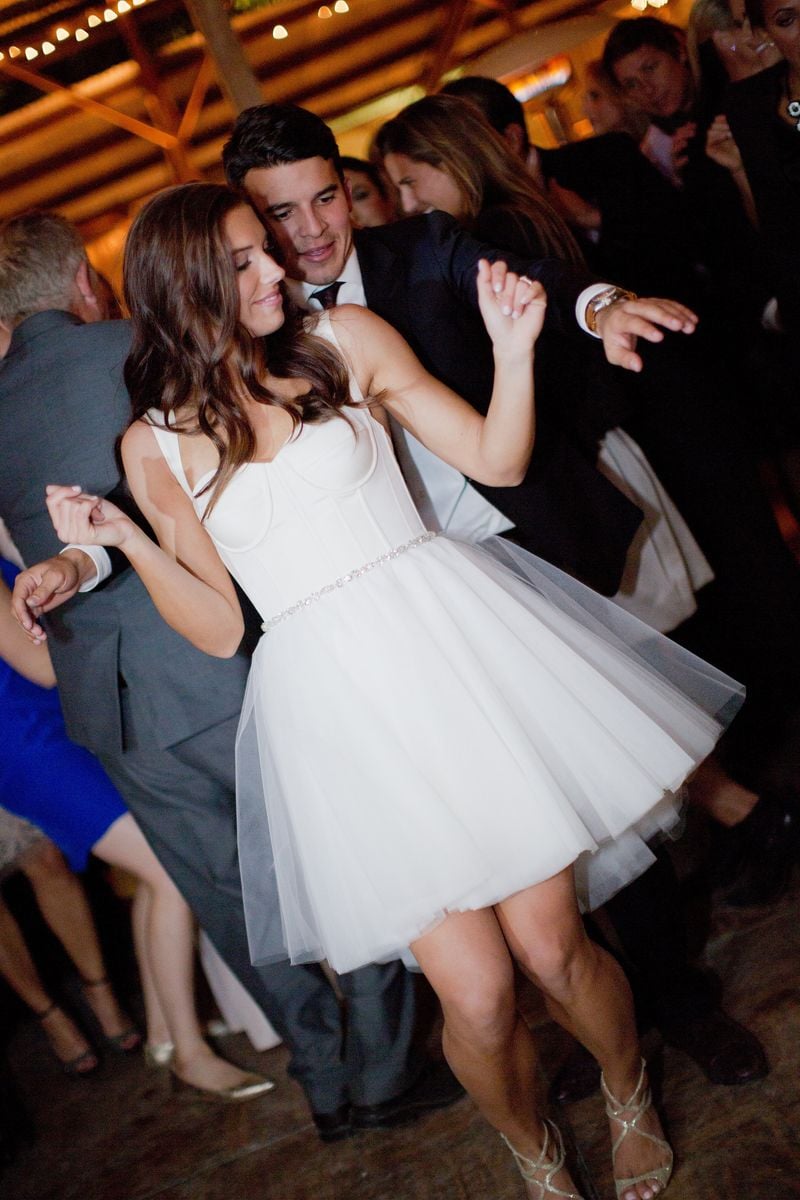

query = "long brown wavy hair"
122;182;352;514
374;94;583;265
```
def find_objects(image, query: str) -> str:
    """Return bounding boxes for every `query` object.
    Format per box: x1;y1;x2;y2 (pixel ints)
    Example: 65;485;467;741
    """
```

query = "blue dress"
0;558;126;870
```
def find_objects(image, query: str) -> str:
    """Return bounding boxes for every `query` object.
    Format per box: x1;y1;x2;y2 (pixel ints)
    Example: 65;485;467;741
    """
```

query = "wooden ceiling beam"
0;56;178;149
118;11;199;182
421;0;474;92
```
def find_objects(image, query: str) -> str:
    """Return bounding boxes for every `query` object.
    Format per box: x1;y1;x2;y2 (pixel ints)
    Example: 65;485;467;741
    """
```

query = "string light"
8;45;20;57
334;1;349;11
87;13;102;26
318;6;332;17
272;24;288;38
118;0;132;10
42;41;56;54
75;28;89;40
56;27;70;40
25;46;38;59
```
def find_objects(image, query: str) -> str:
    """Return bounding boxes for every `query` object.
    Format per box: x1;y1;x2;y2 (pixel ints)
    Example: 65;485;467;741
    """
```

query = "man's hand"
10;550;96;642
595;297;698;373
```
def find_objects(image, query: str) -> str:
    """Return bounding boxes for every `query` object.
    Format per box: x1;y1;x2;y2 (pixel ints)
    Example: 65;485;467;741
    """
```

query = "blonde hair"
375;94;583;264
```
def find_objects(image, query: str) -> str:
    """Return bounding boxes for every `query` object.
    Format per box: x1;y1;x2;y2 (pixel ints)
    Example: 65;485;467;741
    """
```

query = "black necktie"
310;281;343;310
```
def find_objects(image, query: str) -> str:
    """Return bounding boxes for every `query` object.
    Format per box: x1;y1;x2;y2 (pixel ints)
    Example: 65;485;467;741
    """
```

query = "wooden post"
183;0;264;114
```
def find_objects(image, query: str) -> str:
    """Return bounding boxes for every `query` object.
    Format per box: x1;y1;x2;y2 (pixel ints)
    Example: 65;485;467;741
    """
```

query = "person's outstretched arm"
333;259;545;485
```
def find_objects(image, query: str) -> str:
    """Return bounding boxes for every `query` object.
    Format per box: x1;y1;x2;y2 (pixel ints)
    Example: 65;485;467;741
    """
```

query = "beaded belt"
261;531;438;633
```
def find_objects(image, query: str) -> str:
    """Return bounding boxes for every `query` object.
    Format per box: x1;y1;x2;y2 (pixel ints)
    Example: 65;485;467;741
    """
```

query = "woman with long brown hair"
44;181;743;1200
374;92;581;263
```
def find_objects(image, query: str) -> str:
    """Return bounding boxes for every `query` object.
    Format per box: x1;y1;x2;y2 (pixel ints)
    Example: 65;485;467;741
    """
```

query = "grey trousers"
103;702;421;1112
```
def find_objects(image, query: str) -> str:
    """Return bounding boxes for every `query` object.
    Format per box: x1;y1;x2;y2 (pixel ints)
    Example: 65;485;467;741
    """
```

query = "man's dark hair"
602;16;685;75
339;155;389;198
223;102;342;191
440;76;529;152
744;0;765;28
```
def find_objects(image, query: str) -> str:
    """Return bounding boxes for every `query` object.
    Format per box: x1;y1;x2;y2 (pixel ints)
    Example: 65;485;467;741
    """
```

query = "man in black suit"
220;102;773;1095
1;211;461;1141
222;103;705;599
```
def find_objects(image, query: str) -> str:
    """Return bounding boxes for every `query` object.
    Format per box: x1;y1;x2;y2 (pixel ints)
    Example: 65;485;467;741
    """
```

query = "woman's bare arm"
45;421;244;658
0;577;57;686
332;260;546;487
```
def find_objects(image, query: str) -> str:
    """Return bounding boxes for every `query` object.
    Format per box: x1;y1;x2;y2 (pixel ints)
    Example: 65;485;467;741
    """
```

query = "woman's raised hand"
45;485;135;549
476;259;547;357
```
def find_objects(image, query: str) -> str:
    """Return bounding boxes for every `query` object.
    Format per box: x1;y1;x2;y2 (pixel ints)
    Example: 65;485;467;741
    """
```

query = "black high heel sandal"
34;1001;99;1077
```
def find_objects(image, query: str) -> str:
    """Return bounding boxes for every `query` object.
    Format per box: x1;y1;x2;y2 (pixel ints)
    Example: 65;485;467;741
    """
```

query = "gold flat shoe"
170;1070;275;1103
144;1041;175;1068
601;1058;674;1200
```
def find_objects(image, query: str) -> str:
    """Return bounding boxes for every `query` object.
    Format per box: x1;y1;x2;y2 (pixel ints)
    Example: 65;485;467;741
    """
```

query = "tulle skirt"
236;534;743;974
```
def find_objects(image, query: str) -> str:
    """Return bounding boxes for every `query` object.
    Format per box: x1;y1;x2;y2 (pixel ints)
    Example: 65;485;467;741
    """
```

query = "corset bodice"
146;329;426;622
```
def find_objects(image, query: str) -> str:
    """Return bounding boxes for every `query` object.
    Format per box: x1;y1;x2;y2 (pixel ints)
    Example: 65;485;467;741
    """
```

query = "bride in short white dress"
146;312;741;976
47;184;740;1199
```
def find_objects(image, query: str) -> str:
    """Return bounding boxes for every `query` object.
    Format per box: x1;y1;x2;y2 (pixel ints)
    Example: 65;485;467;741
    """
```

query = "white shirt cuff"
61;545;112;592
576;283;613;337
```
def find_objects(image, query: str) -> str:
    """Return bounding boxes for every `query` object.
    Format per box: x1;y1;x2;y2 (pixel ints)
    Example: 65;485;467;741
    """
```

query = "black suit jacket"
0;311;251;756
726;63;800;357
354;213;642;594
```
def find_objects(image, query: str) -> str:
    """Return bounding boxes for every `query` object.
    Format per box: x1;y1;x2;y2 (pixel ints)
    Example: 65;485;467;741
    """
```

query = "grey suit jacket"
0;310;251;756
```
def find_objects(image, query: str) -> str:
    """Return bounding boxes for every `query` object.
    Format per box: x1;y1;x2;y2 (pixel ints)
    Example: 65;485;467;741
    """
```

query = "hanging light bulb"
272;24;288;38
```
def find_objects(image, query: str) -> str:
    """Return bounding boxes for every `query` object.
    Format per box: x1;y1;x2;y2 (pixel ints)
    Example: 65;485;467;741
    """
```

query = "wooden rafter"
0;56;178;149
422;0;474;91
118;11;199;181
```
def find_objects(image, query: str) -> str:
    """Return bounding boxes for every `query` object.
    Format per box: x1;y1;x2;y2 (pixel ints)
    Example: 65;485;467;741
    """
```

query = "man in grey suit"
0;211;461;1139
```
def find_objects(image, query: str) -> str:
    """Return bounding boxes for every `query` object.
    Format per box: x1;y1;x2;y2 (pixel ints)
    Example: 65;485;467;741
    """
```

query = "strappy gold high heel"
500;1119;585;1199
601;1058;673;1200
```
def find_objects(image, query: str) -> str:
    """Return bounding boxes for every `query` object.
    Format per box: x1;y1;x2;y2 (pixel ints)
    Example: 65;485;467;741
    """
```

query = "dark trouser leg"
106;707;418;1112
337;961;422;1106
600;847;716;1032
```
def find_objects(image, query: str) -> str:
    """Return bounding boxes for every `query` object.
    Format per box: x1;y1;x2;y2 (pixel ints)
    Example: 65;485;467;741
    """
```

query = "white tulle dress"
147;315;743;975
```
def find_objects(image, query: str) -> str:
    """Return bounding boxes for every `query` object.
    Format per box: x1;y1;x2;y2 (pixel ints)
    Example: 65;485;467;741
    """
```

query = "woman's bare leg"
0;890;96;1070
93;814;258;1090
498;869;671;1200
19;840;136;1045
410;906;579;1197
689;754;758;827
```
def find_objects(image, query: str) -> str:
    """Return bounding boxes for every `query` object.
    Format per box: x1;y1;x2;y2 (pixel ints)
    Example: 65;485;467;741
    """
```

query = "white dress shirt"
290;252;515;542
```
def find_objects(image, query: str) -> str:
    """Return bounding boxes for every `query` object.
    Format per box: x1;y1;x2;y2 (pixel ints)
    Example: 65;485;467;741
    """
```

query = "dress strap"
144;409;194;498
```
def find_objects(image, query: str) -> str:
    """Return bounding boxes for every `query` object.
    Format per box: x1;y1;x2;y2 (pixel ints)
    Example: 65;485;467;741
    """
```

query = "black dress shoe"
351;1059;465;1130
662;1009;769;1085
715;790;800;907
548;1041;601;1106
312;1103;353;1143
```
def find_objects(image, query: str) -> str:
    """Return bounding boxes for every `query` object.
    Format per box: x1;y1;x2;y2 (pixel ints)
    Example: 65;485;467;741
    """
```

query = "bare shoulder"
120;417;162;461
329;305;404;360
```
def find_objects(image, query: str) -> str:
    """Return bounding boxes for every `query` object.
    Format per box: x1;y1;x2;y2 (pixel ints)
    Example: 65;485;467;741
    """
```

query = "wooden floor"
3;859;799;1200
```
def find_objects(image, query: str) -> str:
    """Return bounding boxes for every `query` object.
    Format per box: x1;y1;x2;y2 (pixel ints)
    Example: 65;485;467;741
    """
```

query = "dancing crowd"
1;3;798;1197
